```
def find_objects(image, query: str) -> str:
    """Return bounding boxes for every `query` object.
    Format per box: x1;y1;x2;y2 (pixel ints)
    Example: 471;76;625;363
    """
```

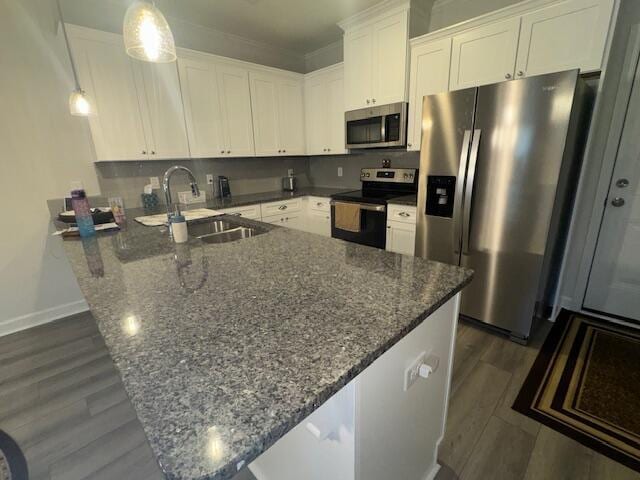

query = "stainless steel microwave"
345;102;408;149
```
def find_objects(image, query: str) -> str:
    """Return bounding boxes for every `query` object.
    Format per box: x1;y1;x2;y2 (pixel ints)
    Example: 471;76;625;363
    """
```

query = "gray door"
415;88;477;265
584;59;640;322
459;71;580;338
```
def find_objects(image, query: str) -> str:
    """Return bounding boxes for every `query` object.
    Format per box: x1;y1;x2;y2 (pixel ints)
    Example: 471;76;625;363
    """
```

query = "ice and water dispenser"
425;176;456;217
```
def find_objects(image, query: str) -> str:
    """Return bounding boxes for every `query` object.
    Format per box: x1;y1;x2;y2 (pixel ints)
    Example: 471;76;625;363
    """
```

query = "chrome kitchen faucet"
162;165;200;223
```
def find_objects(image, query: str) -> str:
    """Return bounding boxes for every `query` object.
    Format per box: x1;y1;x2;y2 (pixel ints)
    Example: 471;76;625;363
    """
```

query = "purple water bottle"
70;183;95;237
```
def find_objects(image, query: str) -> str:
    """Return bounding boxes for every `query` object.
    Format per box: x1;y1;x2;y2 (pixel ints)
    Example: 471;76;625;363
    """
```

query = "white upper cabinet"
372;11;409;107
178;57;225;157
342;7;409;111
344;25;374;111
515;0;615;78
68;25;189;161
407;38;452;151
138;62;190;160
178;55;255;158
249;71;305;156
304;65;346;155
68;26;149;161
277;79;306;155
216;64;255;157
449;17;521;90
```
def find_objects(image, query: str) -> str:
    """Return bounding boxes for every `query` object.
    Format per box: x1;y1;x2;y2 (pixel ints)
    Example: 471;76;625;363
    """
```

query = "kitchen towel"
334;202;361;233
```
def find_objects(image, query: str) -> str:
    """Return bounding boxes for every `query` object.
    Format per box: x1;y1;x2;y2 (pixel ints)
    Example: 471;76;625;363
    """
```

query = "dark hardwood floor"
0;312;637;480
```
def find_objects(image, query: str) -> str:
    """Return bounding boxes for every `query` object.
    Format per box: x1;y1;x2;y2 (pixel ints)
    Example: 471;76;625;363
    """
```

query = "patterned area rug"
0;431;27;480
513;310;640;472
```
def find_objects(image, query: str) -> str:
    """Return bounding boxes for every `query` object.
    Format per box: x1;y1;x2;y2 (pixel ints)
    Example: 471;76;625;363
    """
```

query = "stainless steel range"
330;167;418;249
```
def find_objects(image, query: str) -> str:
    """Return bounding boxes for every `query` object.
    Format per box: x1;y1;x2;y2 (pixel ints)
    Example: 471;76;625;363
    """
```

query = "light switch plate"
149;177;160;189
338;167;343;177
287;168;294;176
206;174;214;185
404;351;426;391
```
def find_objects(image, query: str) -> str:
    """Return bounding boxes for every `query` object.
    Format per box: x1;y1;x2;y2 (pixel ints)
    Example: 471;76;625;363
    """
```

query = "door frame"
556;22;640;320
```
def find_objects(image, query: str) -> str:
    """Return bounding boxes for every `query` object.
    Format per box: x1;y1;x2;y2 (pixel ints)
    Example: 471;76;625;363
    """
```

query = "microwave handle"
381;115;386;142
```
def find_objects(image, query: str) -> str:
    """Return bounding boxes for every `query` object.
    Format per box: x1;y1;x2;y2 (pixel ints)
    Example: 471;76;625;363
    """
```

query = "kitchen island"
59;213;472;480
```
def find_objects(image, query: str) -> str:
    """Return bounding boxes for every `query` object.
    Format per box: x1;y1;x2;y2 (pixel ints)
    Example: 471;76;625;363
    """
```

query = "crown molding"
338;0;411;31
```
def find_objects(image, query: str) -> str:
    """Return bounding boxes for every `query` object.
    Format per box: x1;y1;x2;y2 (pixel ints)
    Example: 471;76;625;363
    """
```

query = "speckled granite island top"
60;215;472;480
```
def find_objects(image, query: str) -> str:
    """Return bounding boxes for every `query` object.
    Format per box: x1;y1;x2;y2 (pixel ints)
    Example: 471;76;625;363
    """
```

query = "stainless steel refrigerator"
415;70;591;342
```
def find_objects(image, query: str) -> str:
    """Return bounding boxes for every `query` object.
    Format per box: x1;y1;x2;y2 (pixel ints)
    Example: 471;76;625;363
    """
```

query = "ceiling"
63;0;385;54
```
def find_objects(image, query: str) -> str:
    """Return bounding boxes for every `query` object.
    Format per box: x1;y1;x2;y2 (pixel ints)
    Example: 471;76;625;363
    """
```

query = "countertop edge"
208;271;473;480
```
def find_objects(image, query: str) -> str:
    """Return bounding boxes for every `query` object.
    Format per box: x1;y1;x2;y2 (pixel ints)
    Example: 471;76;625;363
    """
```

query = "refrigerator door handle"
462;129;482;255
453;130;473;255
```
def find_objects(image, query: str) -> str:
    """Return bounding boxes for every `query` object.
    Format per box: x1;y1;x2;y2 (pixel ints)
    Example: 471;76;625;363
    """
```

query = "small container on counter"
108;197;126;224
171;215;188;243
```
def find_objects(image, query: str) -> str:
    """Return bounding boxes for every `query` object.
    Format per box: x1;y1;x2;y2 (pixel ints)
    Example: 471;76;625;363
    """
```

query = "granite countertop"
60;216;472;480
387;194;418;206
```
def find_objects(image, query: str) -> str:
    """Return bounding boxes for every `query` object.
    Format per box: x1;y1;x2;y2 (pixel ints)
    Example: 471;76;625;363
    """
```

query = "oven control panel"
360;168;417;184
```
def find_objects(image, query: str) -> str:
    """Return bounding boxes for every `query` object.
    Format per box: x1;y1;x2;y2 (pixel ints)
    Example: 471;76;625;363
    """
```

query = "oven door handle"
330;200;386;212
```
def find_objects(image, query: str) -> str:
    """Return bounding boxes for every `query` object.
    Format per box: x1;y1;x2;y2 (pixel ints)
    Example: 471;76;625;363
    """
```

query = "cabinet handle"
505;73;512;79
327;148;331;152
283;149;286;153
611;197;625;207
616;178;630;188
227;150;231;154
387;226;391;229
517;71;524;77
399;212;410;217
323;148;327;152
151;151;156;155
220;150;225;154
142;150;147;155
408;143;412;148
366;99;370;104
316;202;323;207
372;98;376;103
278;205;287;210
278;149;282;153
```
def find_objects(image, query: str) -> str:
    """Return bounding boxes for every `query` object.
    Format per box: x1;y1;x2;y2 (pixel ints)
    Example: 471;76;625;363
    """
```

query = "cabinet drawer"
261;198;302;216
388;204;417;224
307;196;331;213
219;204;261;220
262;212;303;227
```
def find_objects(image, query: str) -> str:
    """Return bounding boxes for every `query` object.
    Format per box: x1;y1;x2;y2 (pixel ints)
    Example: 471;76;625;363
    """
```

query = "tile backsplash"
94;150;421;208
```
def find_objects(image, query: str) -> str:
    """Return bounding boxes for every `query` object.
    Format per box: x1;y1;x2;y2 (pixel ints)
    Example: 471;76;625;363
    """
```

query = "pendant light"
56;0;92;116
123;1;176;63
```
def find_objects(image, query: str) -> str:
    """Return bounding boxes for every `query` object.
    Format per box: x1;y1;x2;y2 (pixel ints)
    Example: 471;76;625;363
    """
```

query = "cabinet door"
69;29;148;161
217;64;256;157
450;17;520;90
178;58;225;158
344;25;374;110
309;209;331;237
372;11;409;106
386;222;416;255
277;79;306;155
407;38;452;151
326;70;346;154
305;78;328;155
139;62;190;159
249;72;281;156
516;0;615;78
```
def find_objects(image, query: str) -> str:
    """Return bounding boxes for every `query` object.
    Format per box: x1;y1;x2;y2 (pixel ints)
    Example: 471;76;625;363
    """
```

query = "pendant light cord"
55;0;81;91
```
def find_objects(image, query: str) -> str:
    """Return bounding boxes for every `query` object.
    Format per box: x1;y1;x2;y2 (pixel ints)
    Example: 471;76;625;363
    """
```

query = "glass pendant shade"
69;89;92;116
123;1;176;63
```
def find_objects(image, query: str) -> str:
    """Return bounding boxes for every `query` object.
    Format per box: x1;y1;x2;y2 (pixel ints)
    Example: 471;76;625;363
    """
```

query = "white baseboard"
0;300;89;337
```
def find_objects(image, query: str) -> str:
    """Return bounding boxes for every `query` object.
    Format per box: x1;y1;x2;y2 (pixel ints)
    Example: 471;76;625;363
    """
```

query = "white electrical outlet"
206;174;214;185
287;168;294;176
404;351;426;391
338;167;343;177
149;177;160;189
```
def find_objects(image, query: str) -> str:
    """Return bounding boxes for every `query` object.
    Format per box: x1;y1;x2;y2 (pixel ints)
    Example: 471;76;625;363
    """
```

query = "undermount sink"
188;218;267;244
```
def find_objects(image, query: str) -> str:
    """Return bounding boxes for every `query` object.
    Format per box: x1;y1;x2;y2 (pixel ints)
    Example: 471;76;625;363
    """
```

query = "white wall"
0;0;99;335
429;0;525;31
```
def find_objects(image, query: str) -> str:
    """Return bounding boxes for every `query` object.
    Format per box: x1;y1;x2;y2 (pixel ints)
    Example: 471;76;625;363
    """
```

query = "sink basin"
188;218;267;244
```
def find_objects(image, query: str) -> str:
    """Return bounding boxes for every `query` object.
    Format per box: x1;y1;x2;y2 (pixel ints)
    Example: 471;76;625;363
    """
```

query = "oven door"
330;201;387;249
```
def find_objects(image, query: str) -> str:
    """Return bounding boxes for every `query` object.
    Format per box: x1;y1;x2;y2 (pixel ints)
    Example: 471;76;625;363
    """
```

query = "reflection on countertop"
59;213;471;480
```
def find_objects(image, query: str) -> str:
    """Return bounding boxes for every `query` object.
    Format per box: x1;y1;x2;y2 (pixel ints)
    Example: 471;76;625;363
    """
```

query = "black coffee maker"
217;176;231;199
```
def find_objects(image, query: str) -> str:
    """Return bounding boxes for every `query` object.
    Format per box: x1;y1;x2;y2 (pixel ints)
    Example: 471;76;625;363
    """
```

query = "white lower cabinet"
306;196;332;237
218;204;262;220
386;204;417;255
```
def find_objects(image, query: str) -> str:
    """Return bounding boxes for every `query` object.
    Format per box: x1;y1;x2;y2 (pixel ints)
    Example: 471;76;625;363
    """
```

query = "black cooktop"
331;189;408;205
